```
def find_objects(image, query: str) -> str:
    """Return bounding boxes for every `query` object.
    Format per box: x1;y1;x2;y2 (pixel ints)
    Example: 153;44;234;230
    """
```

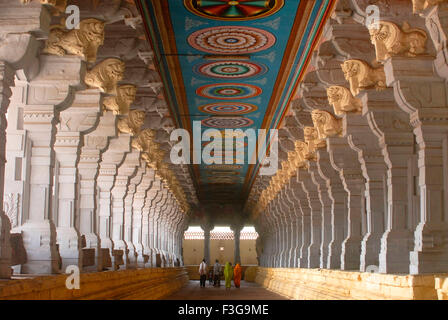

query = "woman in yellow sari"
224;262;233;289
233;263;242;288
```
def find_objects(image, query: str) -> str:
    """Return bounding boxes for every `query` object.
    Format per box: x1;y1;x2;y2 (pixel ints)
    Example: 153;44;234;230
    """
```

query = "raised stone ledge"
0;267;188;300
255;267;448;300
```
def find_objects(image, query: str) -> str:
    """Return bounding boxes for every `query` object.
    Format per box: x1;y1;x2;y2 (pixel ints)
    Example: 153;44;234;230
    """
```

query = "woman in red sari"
233;263;242;288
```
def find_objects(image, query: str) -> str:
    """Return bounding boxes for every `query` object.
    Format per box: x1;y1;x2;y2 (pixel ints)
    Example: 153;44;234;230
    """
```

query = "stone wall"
255;267;448;300
0;267;188;300
183;238;258;266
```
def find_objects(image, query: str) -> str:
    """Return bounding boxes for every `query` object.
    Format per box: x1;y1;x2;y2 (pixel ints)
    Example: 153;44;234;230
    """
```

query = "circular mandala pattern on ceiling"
198;102;258;115
196;83;261;100
184;0;284;21
188;26;276;54
195;61;267;79
201;117;254;128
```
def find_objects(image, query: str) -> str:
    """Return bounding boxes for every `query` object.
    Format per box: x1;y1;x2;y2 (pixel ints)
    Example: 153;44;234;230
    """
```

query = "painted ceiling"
137;0;334;205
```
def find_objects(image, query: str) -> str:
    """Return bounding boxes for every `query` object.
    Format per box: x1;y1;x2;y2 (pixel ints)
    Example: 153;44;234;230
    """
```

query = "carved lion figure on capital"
369;21;427;61
412;0;446;14
303;126;325;155
131;128;156;152
327;86;363;116
44;18;105;63
117;110;146;136
103;84;137;115
341;59;386;96
311;110;342;141
21;0;67;15
85;58;125;94
294;140;311;166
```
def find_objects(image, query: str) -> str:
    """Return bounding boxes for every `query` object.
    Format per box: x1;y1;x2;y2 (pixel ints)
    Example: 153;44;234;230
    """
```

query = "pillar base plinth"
379;230;413;274
20;220;60;275
341;238;362;271
360;233;382;271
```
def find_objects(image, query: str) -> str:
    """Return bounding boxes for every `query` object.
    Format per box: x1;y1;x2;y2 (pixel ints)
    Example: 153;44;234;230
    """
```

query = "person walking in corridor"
213;259;221;287
199;259;207;288
233;263;242;288
224;262;233;289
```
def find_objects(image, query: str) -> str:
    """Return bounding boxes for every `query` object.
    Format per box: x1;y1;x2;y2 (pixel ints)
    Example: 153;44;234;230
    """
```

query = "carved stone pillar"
414;1;448;80
202;222;213;265
124;163;145;268
21;55;83;274
132;168;154;268
300;169;324;268
327;137;365;270
365;11;447;273
278;188;293;267
0;62;14;278
269;194;282;267
146;177;162;266
385;56;448;274
54;89;101;271
359;89;415;274
283;183;300;267
282;177;302;268
308;161;333;269
231;223;243;265
97;134;130;270
343;114;387;271
316;148;347;269
78;112;116;272
149;185;166;266
265;201;278;267
111;149;139;269
290;173;311;268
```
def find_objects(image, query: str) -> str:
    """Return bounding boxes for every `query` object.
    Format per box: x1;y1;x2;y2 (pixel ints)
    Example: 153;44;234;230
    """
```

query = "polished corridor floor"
164;281;288;300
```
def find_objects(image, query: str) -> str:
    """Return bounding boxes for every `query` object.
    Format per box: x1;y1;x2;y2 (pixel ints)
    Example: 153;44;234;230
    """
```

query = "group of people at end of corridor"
199;259;242;289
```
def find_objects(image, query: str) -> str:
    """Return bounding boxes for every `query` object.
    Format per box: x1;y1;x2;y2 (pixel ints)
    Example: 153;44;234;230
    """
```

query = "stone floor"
164;280;288;300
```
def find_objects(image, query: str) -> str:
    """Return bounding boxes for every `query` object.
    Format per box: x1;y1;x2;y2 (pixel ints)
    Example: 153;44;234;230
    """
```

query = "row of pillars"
0;0;192;278
202;225;242;265
249;0;448;275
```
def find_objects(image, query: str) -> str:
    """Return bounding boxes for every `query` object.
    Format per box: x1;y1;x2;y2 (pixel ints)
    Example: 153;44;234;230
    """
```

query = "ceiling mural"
183;0;285;21
137;0;334;205
194;61;268;79
198;102;258;115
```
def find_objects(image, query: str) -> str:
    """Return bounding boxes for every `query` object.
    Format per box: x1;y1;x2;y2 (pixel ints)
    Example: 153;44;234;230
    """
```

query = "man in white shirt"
198;258;207;288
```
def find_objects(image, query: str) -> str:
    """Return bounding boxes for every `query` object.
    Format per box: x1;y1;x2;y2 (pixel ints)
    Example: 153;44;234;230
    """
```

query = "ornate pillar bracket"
412;0;448;79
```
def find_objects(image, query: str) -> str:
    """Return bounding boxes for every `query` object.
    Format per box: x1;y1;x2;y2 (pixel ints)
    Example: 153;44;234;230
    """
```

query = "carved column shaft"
0;62;14;278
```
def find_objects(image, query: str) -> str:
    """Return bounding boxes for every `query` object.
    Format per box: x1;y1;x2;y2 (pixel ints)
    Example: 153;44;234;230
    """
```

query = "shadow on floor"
164;280;288;300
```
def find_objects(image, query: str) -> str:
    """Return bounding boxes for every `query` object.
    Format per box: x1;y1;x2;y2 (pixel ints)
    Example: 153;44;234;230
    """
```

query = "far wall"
182;238;258;265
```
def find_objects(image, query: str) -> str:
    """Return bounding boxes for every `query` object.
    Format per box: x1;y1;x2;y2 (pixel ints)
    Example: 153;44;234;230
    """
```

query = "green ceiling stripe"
138;1;183;129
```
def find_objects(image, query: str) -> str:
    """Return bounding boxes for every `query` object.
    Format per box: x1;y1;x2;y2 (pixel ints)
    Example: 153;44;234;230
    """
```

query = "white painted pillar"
78;111;116;271
21;55;83;274
54;89;101;270
0;62;14;278
97;134;130;270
